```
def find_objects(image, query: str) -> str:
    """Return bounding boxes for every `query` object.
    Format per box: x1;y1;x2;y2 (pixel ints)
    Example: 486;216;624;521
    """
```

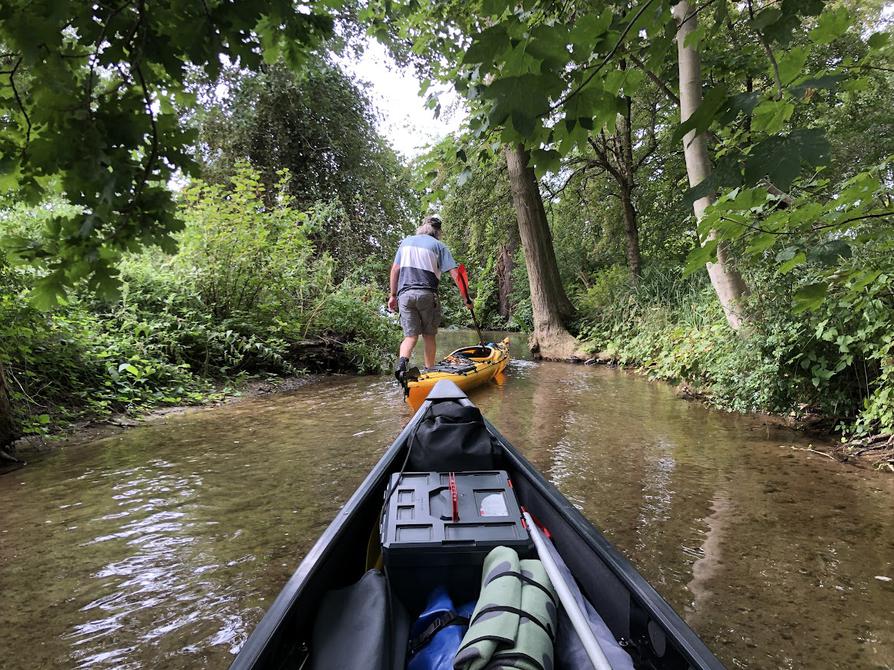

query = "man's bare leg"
422;334;437;369
399;335;418;360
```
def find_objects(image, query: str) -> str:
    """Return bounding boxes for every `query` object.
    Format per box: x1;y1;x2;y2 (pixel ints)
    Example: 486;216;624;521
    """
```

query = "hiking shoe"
394;356;409;383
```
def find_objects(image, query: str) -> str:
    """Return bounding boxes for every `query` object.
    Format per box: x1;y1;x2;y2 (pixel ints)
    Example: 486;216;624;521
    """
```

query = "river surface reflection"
0;331;891;669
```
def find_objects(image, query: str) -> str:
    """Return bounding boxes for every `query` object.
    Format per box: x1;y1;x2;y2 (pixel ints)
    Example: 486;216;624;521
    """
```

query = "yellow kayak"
405;338;510;409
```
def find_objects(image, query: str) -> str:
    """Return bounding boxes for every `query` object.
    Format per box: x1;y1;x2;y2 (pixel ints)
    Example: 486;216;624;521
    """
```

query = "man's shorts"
398;289;441;336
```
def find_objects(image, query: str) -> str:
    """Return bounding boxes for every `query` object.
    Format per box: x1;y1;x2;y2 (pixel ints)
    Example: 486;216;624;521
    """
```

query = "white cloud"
339;39;465;158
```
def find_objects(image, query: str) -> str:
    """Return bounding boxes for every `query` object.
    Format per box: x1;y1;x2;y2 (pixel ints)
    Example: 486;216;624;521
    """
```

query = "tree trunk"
495;243;513;319
0;363;18;450
617;94;642;283
586;90;643;284
619;185;642;282
674;1;749;331
503;144;583;359
495;222;518;319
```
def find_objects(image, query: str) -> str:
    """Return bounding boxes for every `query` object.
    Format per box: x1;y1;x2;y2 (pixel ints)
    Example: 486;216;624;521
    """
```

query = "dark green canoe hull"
231;380;725;670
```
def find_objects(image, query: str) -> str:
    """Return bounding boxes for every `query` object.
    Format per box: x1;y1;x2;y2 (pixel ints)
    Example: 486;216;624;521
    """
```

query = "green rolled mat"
454;548;558;670
453;546;521;670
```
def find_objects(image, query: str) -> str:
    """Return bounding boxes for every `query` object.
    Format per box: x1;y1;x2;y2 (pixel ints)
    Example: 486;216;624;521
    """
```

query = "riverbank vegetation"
1;163;401;440
391;1;893;449
0;1;892;462
0;43;409;446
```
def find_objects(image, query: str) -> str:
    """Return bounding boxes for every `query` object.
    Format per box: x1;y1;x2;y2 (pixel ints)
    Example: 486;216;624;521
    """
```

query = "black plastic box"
381;470;532;611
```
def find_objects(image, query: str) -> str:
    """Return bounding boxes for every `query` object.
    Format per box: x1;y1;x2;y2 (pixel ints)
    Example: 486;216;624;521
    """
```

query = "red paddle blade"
457;263;470;302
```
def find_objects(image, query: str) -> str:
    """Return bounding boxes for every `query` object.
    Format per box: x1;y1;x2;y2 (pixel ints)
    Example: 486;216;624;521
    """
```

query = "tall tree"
495;226;519;320
195;62;416;275
673;1;749;331
505;145;582;358
0;363;16;449
436;150;520;323
581;83;662;284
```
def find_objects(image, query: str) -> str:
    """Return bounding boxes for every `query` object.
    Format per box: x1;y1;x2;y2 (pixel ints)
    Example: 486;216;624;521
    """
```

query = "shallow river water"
1;331;892;669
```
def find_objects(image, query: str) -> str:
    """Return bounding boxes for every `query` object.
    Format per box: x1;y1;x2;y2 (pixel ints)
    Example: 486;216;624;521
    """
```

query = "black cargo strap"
485;571;558;606
428;363;477;374
407;611;470;656
469;606;556;642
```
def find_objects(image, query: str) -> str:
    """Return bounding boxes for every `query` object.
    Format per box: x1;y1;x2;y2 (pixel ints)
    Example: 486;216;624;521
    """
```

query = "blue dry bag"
406;587;476;670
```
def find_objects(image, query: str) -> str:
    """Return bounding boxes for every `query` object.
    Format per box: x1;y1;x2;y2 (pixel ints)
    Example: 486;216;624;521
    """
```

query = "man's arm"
388;263;400;312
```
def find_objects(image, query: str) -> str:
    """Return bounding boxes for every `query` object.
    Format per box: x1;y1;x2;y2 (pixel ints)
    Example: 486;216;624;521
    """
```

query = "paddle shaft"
456;271;484;345
522;512;614;670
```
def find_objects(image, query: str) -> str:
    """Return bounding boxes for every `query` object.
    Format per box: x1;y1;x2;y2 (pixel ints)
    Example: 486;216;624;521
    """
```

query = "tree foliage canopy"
0;0;336;301
194;61;416;275
369;0;893;308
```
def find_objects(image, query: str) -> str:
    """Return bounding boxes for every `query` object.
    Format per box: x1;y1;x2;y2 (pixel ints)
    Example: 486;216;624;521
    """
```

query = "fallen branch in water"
781;445;837;460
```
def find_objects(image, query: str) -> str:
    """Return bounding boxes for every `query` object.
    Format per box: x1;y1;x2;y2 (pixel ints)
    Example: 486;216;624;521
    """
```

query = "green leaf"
603;70;625;96
850;270;881;291
730;91;761;116
808;239;852;267
794;282;828;312
481;0;511;16
776;46;811;85
672;86;728;143
842;77;870;93
527;24;571;70
683;24;706;49
684;154;742;207
531;148;561;177
569;9;613;49
778;250;806;273
684;238;718;275
30;272;67;310
622;69;645;96
752;7;782;31
752;100;794;134
482;73;564;135
463;25;511;66
747;232;778;254
789;74;846;98
502;42;542;76
118;363;140;376
808;7;850;45
744;128;830;190
867;32;890;50
727;187;770;211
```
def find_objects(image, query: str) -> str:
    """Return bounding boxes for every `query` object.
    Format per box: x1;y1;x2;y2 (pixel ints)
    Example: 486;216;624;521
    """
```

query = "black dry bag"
407;402;498;472
309;569;408;670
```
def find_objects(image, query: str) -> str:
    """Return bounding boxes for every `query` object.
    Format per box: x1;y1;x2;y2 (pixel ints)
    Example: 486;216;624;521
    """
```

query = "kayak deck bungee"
404;337;510;408
231;380;726;670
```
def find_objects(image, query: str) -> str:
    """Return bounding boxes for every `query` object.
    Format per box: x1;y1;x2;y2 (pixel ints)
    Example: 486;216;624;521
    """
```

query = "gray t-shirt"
393;234;458;295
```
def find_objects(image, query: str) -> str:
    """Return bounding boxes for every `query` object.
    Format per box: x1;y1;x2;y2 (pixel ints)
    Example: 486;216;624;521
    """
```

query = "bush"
578;264;894;436
0;164;400;435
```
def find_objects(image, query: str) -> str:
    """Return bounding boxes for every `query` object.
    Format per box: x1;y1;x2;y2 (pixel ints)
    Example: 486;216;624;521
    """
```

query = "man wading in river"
389;215;471;382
